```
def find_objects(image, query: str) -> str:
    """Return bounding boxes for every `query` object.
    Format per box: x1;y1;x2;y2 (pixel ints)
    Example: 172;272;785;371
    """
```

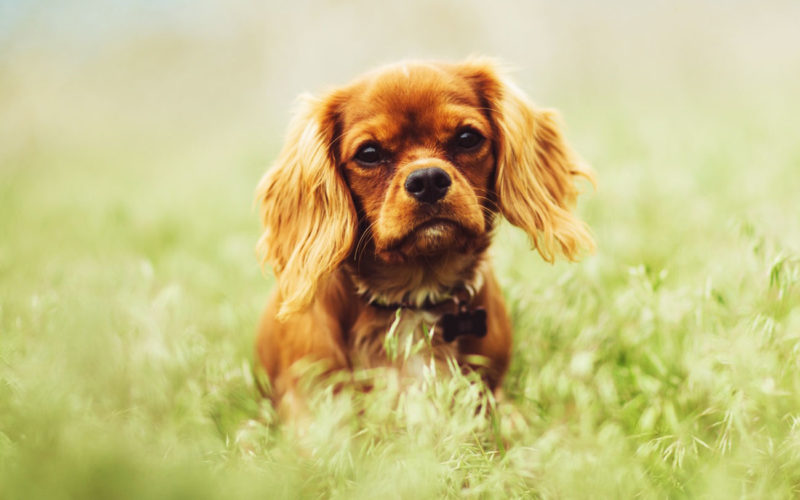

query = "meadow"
1;1;799;498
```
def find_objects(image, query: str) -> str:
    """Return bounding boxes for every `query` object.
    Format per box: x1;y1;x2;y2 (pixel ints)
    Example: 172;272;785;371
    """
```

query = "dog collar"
364;285;487;343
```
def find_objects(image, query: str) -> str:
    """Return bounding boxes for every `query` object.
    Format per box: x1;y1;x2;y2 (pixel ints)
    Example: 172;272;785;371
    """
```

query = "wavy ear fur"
256;94;356;320
459;61;595;262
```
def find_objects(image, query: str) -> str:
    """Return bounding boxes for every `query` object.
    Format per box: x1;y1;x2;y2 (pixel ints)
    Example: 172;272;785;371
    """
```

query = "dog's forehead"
339;64;482;128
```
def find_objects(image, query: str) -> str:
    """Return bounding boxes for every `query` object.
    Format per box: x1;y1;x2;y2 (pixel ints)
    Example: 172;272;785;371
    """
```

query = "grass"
2;5;800;497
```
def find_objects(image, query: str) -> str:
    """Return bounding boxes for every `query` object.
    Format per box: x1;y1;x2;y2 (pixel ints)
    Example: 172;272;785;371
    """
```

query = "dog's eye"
354;144;382;165
454;129;484;150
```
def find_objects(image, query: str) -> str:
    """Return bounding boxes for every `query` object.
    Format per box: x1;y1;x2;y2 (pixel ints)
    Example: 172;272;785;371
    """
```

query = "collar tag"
441;307;487;342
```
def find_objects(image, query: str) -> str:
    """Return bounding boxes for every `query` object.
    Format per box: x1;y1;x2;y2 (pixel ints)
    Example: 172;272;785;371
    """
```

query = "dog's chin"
375;219;477;263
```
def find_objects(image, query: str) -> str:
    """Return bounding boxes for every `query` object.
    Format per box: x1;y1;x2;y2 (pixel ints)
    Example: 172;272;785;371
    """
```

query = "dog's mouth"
380;217;475;258
395;217;460;242
412;217;461;234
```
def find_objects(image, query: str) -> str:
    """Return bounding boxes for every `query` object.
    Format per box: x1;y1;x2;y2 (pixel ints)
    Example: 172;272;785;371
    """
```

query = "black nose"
404;167;451;204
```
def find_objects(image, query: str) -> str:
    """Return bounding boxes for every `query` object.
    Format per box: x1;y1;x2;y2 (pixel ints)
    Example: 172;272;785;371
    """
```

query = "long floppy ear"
459;61;595;262
256;94;357;320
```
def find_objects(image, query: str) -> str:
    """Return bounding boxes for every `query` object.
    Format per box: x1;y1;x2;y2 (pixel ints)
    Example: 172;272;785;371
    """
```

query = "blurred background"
2;1;800;498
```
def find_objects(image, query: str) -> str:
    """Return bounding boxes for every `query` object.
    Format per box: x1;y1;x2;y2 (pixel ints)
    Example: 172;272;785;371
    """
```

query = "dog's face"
258;60;595;319
335;65;495;262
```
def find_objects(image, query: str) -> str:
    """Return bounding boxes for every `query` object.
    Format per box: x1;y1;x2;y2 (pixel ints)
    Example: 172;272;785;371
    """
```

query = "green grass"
2;13;800;498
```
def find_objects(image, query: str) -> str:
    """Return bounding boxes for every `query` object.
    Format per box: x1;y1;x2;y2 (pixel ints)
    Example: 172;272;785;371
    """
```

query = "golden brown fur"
255;59;594;418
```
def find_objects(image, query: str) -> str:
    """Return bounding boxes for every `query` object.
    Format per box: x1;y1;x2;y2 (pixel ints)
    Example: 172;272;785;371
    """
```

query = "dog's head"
258;59;594;319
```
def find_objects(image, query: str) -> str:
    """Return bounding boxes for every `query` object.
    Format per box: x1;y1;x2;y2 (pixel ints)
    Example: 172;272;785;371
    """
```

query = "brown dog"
255;59;594;418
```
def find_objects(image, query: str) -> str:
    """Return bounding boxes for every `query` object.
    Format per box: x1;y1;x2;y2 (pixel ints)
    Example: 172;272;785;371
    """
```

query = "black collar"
365;295;457;311
363;286;487;343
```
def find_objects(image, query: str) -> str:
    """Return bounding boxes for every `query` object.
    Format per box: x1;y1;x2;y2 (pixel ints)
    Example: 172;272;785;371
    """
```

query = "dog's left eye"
454;129;484;150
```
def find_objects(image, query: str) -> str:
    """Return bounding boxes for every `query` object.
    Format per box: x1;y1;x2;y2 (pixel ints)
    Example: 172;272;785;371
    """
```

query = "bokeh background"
2;1;799;498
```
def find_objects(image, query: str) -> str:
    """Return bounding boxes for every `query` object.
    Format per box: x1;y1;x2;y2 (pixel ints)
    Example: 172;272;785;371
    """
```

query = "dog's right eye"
354;144;382;165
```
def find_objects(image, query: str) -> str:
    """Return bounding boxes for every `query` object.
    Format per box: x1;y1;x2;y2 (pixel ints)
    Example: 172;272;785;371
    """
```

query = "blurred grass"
2;1;800;498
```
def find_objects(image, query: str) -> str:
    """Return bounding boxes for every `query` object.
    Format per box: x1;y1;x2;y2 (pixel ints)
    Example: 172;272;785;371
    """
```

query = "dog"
254;59;594;418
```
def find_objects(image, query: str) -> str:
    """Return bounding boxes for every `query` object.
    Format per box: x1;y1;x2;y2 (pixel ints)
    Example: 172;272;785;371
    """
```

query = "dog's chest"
348;308;459;378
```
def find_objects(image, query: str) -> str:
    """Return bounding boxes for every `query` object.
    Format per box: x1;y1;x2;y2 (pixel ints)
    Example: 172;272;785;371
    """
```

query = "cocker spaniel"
255;59;594;418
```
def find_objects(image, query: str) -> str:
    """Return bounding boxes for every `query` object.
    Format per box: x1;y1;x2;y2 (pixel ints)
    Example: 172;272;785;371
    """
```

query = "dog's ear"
457;60;595;262
256;93;356;320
